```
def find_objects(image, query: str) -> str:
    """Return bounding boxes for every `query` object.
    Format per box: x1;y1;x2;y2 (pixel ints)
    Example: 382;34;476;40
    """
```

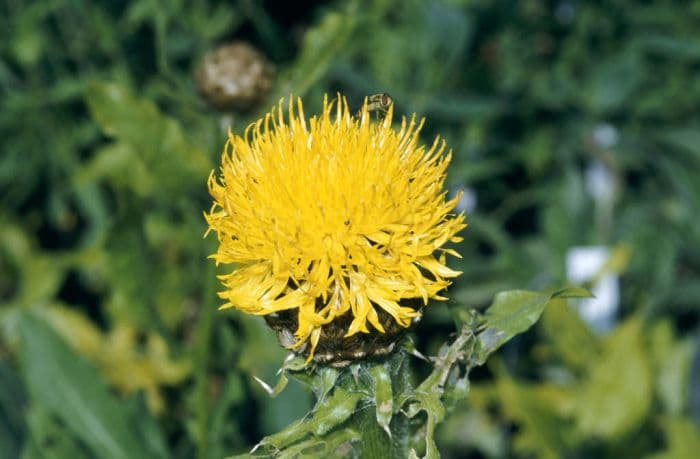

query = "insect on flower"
356;92;393;118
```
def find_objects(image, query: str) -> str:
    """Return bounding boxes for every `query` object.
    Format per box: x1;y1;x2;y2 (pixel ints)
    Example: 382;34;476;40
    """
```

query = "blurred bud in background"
195;41;275;111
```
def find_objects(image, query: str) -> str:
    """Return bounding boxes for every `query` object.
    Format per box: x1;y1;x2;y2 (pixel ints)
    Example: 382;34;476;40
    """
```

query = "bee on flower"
356;92;393;118
205;94;466;366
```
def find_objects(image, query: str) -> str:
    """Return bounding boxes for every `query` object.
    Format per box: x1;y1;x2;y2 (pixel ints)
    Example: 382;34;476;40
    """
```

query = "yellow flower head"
206;95;466;362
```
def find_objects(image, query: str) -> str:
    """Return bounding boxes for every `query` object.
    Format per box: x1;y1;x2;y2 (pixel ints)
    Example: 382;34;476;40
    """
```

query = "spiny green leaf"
311;388;363;436
252;355;308;398
276;428;358;459
369;363;393;437
255;418;309;452
257;386;362;450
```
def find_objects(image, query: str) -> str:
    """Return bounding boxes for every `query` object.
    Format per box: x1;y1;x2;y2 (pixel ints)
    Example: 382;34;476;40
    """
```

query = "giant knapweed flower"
206;95;466;365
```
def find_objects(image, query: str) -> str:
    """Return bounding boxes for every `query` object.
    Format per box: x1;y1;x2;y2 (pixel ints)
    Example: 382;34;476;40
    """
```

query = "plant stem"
390;353;411;458
357;402;391;459
354;350;412;459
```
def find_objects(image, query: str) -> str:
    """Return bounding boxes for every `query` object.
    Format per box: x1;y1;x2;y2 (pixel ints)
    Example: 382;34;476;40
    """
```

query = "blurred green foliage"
1;0;699;458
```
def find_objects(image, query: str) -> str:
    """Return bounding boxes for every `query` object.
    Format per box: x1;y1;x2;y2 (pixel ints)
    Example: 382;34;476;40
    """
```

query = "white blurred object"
219;115;233;134
585;160;615;204
566;246;619;333
453;186;477;214
592;123;619;149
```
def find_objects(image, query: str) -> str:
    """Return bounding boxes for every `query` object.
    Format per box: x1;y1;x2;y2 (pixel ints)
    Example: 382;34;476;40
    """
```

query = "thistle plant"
206;95;590;458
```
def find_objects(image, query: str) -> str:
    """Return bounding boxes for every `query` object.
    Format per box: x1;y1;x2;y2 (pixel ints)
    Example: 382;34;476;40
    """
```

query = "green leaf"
550;286;595;299
208;375;246;459
124;395;171;459
404;392;444;459
649;416;700;459
18;312;169;459
258;386;362;451
482;291;547;336
311;388;363;436
656;127;700;159
541;300;600;371
274;3;359;99
637;34;700;59
0;363;25;459
86;82;163;148
582;47;644;114
477;288;592;363
495;377;572;459
22;406;91;459
575;316;653;439
252;355;308;398
276;427;358;459
369;363;393;437
84;81;210;193
649;321;694;415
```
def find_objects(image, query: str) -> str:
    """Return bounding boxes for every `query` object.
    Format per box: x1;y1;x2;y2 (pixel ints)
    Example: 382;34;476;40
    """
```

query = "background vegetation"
1;0;699;458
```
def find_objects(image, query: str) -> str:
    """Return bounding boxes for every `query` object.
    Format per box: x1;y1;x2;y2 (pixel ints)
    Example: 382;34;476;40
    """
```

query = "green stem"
195;262;217;459
390;354;411;458
357;403;392;459
354;350;412;459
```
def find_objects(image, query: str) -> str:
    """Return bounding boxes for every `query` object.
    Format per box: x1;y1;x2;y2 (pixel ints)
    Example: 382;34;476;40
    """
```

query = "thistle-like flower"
206;95;466;364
